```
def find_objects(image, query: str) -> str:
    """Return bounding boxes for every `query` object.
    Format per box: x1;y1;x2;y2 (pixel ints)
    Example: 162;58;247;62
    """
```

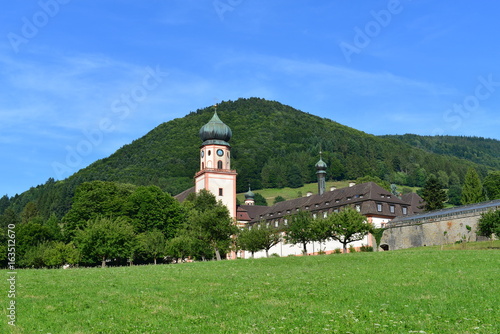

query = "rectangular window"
323;212;328;218
402;207;408;215
275;221;278;228
390;205;395;214
219;188;223;196
377;203;383;212
284;219;288;226
355;204;361;212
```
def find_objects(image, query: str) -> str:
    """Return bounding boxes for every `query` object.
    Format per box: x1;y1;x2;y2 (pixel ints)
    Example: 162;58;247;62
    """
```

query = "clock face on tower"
216;149;224;157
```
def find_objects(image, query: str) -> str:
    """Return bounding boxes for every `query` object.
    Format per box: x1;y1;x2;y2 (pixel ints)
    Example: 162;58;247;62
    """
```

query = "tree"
260;225;281;257
238;227;265;258
462;168;483;205
43;242;80;267
420;175;447;211
75;216;135;267
437;170;450;188
483;171;500;200
253;193;268;206
21;202;39;224
0;195;10;215
285;211;314;255
287;165;304;188
182;190;237;260
447;185;463;206
327;208;372;253
126;185;185;238
63;181;136;240
138;229;167;265
310;217;332;251
273;196;286;205
16;222;53;259
477;210;500;239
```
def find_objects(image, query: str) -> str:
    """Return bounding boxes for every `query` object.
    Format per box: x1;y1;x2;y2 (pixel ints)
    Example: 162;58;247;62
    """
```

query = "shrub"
360;245;373;252
348;245;356;253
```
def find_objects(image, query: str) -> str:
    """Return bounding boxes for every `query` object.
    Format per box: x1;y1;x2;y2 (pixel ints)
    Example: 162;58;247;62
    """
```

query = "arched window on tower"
217;160;223;169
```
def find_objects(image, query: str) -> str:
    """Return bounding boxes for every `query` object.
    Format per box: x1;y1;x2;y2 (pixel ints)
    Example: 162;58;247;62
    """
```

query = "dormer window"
381;194;385;198
325;201;330;206
347;197;352;201
335;199;340;203
315;204;319;208
305;206;309;210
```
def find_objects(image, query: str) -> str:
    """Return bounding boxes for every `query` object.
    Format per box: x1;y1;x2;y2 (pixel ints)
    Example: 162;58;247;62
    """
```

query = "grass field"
2;247;499;333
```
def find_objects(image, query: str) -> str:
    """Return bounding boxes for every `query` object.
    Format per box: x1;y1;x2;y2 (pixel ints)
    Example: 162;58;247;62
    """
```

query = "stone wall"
380;212;484;251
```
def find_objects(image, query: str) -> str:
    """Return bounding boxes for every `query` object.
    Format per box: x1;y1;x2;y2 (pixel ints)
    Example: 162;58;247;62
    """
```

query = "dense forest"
2;97;500;220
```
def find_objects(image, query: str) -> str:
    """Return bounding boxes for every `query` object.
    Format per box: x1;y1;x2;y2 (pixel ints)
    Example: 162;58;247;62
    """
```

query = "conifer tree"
420;175;447;211
461;168;483;205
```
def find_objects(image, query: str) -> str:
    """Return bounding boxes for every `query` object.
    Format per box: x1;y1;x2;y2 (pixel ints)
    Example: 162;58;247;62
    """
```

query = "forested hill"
3;97;499;218
380;134;500;170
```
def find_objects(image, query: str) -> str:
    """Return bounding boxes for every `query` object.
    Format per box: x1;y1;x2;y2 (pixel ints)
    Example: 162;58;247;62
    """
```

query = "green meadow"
2;246;499;333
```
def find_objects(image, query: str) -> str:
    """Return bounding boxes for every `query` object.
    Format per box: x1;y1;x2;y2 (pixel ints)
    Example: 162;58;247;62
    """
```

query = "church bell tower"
195;108;237;219
315;152;327;195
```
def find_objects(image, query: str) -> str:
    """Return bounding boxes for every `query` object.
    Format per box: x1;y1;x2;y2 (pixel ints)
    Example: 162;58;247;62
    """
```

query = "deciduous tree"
138;229;167;265
181;190;237;260
285;211;314;255
477;210;500;239
327;208;371;253
75;216;135;267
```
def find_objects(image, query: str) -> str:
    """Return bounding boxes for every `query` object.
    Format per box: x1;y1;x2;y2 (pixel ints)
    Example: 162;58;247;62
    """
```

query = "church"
176;110;424;258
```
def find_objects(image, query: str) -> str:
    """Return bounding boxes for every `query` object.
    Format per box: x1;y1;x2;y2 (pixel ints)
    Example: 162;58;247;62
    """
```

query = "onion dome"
315;154;327;174
244;186;255;200
199;111;232;146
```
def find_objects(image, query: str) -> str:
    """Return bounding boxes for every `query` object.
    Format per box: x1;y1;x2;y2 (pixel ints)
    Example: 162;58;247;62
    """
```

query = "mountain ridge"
2;97;499;219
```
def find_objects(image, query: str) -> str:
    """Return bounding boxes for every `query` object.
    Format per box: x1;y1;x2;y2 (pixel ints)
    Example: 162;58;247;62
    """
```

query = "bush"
360;245;373;252
333;248;342;254
348;245;356;253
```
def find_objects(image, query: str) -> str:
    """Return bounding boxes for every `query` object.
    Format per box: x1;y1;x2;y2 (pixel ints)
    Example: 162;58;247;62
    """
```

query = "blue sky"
1;0;500;197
